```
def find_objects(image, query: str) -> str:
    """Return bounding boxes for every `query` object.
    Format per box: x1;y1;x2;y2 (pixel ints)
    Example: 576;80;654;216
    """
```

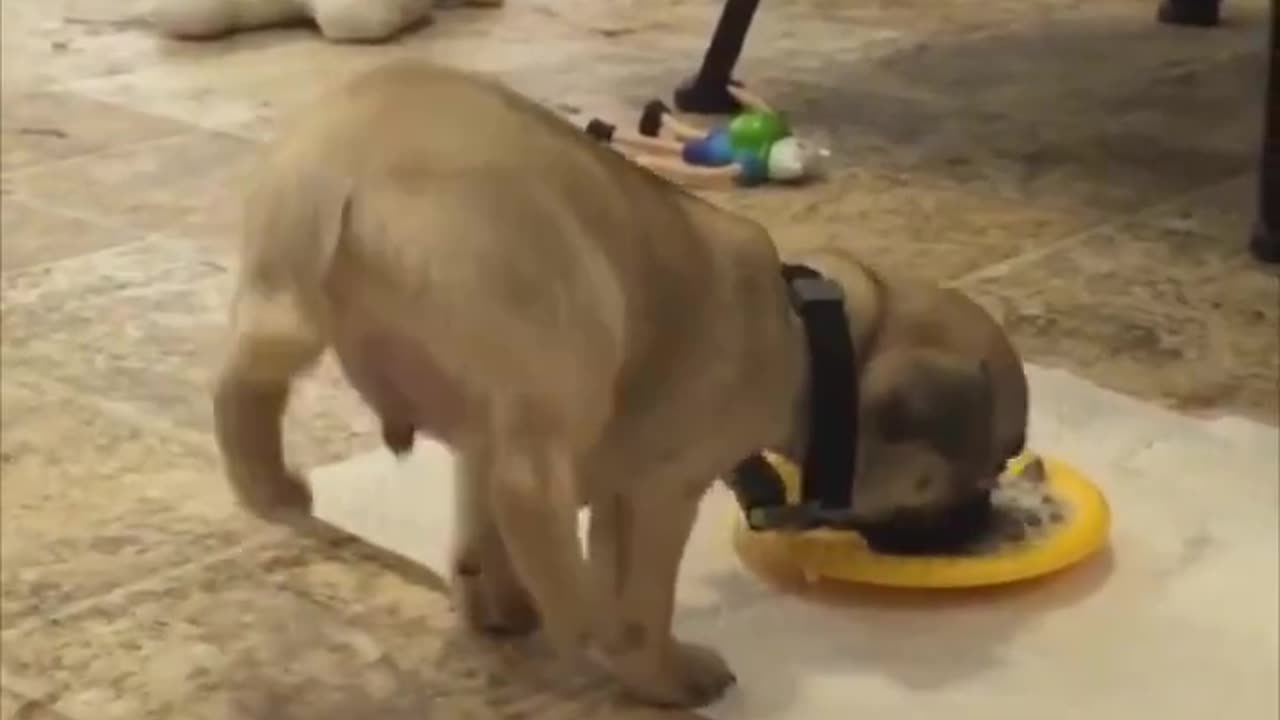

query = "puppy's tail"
212;168;351;524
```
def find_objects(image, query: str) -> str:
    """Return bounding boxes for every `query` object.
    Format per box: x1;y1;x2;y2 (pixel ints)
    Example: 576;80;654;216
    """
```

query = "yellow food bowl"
732;452;1111;589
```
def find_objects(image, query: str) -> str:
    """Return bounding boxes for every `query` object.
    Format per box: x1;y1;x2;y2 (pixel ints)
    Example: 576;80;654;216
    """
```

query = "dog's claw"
237;471;314;527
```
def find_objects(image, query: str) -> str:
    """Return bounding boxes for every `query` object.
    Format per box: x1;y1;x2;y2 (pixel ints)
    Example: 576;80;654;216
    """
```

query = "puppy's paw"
613;642;737;708
235;471;314;526
451;557;541;636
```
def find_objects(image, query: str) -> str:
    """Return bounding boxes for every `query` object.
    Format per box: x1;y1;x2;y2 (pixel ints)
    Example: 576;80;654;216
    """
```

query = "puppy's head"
843;348;1028;550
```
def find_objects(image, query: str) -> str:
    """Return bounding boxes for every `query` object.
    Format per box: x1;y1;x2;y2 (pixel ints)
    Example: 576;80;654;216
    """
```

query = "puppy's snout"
856;492;993;555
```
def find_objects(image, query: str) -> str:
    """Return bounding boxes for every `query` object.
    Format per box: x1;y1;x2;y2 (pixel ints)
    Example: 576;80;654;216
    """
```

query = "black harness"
728;264;863;532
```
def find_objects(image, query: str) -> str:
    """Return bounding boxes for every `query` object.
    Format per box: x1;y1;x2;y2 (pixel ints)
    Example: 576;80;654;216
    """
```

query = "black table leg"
1157;0;1223;26
673;0;761;114
1250;0;1279;263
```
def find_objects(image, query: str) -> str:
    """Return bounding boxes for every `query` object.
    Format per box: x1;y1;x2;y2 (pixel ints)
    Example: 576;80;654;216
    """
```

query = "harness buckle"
786;275;844;306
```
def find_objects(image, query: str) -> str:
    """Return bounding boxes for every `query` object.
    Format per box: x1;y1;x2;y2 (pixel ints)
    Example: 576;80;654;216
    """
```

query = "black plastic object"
584;118;616;143
1157;0;1222;26
674;0;761;114
638;100;671;137
381;421;415;456
1252;221;1278;263
728;454;791;528
1251;0;1279;263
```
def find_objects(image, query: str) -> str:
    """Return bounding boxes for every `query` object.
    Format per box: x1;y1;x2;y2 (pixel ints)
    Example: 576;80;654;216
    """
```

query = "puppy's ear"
870;353;992;462
1019;455;1048;484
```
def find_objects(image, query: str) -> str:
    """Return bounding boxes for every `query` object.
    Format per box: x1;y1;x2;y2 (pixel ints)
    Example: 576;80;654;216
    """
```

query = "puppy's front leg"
589;487;736;707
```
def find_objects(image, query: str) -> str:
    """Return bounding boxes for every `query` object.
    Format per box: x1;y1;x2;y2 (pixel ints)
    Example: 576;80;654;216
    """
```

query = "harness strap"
729;263;861;531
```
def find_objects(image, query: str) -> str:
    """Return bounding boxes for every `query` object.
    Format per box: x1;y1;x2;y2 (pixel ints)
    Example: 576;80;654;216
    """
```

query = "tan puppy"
213;59;1028;707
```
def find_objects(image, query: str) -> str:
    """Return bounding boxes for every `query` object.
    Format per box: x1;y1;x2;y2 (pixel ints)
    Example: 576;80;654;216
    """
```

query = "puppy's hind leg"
213;287;325;526
485;403;601;656
451;439;540;636
215;163;349;526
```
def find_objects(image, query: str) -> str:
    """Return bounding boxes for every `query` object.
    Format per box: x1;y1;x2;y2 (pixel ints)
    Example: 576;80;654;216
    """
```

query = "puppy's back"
265;60;605;189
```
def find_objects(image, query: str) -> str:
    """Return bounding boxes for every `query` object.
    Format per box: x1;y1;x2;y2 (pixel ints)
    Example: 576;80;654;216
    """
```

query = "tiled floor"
0;0;1276;718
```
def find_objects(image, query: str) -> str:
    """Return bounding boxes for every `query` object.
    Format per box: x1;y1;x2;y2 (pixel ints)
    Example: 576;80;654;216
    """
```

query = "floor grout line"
0;123;256;182
0;529;287;637
0;379;297;639
1;368;223;458
949;170;1257;286
0;227;211;281
1;188;153;235
0;370;449;636
0;121;194;176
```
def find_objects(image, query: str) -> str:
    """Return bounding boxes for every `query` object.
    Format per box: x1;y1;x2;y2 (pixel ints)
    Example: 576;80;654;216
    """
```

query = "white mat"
310;365;1279;720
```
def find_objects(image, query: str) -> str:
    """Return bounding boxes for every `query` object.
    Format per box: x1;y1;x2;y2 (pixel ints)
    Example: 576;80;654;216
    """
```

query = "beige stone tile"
5;130;256;239
898;114;1252;215
62;41;393;139
502;9;908;119
0;239;223;328
1140;174;1258;244
0;199;141;271
714;169;1097;283
733;14;1266;215
0;532;695;720
0;372;267;631
791;0;1171;33
287;356;386;466
1095;51;1267;155
0;687;75;720
872;12;1267;119
523;0;711;34
523;0;1157;42
956;182;1279;422
502;44;690;110
0;0;309;94
0;5;148;94
62;12;593;139
0;91;191;173
1;240;378;467
0;534;447;720
721;86;1169;219
157;184;244;258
